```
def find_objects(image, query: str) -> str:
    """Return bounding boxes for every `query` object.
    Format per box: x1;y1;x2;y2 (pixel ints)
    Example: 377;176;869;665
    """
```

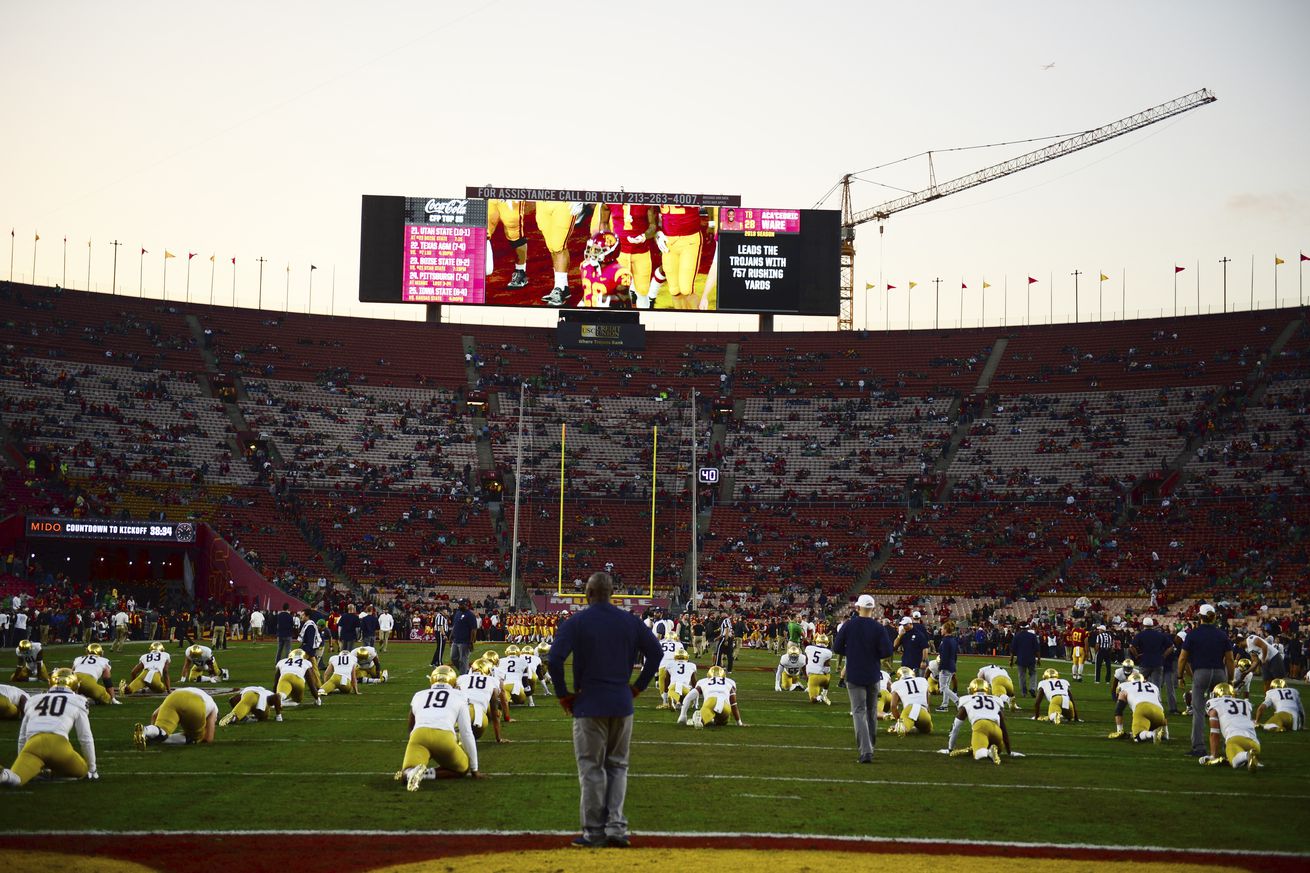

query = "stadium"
2;4;1308;872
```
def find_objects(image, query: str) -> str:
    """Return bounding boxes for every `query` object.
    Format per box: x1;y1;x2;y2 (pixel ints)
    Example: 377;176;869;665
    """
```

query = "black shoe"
507;269;527;289
545;286;567;306
857;755;874;764
571;835;605;849
606;834;631;848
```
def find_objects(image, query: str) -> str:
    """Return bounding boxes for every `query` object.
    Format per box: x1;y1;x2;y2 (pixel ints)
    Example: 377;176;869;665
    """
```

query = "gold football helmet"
896;666;915;681
1236;657;1252;673
17;639;32;653
786;643;801;656
708;665;727;679
665;631;679;641
1269;678;1287;689
430;665;457;687
188;645;204;659
968;678;989;695
1119;658;1135;673
50;667;79;689
506;645;521;656
1128;670;1145;682
354;647;371;660
814;633;830;648
149;641;166;653
289;648;306;660
674;649;689;661
1043;668;1060;680
536;642;551;656
471;659;493;676
87;643;104;657
482;650;500;666
1210;683;1236;699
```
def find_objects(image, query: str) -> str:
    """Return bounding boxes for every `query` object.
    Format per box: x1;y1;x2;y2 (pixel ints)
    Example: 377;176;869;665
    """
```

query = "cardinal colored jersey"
20;688;91;738
1206;696;1259;742
276;655;314;680
695;675;737;704
778;652;804;677
72;654;110;680
804;645;834;676
658;639;686;671
978;665;1010;685
959;692;1004;725
354;647;379;669
1068;628;1089;649
238;686;276;713
1037;677;1072;702
328;650;358;676
607;204;653;253
16;642;42;668
659;205;702;237
580;261;632;308
189;646;215;665
138;650;171;677
457;672;497;711
890;676;930;709
1120;679;1163;711
667;660;697;690
1261;687;1303;728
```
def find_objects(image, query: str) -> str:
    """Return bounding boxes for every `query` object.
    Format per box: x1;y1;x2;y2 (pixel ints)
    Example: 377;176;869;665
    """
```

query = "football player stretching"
678;665;744;728
1033;667;1080;724
888;667;933;735
1255;678;1303;732
396;665;484;791
666;650;698;712
1201;683;1262;770
0;669;97;787
220;687;283;726
11;639;49;684
942;678;1021;764
804;633;835;705
1108;670;1168;744
457;658;508;744
775;643;805;692
656;631;687;709
319;647;360;696
71;643;120;705
121;641;172;696
133;686;219;749
274;649;323;706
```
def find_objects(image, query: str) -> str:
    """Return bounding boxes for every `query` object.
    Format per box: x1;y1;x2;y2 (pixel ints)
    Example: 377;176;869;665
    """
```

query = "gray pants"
1145;666;1165;691
572;716;632;840
847;681;879;760
275;635;293;661
1161;665;1178;712
1018;664;1037;695
451;642;472;675
939;669;959;709
1190;667;1228;753
1262;654;1286;682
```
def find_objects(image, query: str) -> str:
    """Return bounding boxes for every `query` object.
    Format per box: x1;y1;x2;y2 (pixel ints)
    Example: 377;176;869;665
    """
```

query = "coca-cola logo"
425;199;468;216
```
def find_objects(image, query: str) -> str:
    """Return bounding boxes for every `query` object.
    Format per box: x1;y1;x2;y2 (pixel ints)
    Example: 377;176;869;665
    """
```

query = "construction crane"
834;87;1217;330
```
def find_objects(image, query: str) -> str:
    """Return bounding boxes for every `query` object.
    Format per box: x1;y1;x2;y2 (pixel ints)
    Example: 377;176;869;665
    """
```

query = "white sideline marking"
65;769;1310;800
739;793;802;800
0;828;1305;859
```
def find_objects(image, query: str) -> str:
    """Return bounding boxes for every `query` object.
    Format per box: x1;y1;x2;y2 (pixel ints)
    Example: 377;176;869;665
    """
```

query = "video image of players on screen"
481;200;718;311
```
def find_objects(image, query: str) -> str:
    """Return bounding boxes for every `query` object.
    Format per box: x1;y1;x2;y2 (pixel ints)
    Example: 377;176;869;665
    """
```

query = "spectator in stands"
274;603;295;661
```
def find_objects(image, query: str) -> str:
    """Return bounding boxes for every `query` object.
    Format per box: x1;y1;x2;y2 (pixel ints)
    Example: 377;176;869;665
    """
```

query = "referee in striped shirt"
715;614;736;673
1092;625;1114;683
430;610;451;667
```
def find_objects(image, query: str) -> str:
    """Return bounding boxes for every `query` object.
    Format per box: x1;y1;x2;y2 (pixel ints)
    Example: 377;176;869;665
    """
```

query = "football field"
1;640;1307;862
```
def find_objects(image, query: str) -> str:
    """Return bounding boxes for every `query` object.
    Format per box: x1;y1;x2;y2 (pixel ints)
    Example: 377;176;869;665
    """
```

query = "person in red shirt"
1067;625;1090;682
593;203;665;309
656;205;706;310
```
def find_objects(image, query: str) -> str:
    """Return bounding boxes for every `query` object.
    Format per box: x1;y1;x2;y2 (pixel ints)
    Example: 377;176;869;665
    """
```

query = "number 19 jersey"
410;686;467;732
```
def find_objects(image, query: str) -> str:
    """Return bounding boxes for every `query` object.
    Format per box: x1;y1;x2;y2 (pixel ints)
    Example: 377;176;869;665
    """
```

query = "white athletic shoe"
692;711;703;730
989;745;1002;765
382;669;389;683
406;767;424;792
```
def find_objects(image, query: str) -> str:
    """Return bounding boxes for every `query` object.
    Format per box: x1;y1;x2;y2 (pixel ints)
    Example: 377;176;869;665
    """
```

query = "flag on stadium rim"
1174;265;1185;273
209;254;215;262
865;282;875;290
231;257;236;265
1027;276;1038;284
909;280;918;289
886;284;896;291
311;264;318;270
141;247;148;255
983;281;991;289
34;232;40;241
961;282;967;289
1274;256;1285;265
188;252;197;260
164;251;176;259
1100;273;1110;282
1302;252;1309;262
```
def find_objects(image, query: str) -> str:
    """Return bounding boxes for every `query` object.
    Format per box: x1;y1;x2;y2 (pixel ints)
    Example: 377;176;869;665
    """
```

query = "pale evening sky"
2;0;1308;332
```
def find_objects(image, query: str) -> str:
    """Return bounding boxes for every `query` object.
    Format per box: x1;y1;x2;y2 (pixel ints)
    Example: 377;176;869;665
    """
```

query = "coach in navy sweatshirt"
548;571;662;848
833;594;894;764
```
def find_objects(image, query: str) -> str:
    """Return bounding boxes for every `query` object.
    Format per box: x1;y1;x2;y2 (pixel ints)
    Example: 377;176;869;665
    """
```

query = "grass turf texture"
1;641;1306;852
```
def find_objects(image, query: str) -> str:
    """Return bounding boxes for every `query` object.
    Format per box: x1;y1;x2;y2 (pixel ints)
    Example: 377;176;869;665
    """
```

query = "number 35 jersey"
958;692;1003;725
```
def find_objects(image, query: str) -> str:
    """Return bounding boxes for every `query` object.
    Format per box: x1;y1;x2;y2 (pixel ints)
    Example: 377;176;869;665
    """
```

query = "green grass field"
1;639;1306;852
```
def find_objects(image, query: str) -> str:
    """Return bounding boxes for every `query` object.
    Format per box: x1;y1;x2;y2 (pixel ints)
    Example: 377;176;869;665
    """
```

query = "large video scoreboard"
359;186;839;316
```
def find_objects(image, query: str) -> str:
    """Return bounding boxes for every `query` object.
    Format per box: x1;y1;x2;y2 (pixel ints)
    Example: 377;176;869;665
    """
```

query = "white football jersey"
778;652;804;676
328;650;358;676
20;688;93;756
1207;695;1258;741
238;686;276;713
172;686;220;719
803;645;834;676
1037;677;1072;702
959;692;1003;725
72;654;110;679
667;660;697;690
138;650;171;679
457;672;497;710
657;639;685;669
927;659;941;679
890;676;930;709
978;665;1009;684
695;675;737;703
408;684;478;772
188;646;214;665
1113;666;1134;684
277;655;314;679
1261;687;1302;729
354;646;378;667
0;684;30;709
519;652;541;676
16;642;42;666
1245;635;1283;660
1120;679;1163;711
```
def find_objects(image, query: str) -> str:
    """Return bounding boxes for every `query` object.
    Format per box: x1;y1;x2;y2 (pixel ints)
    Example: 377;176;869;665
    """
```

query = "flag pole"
31;233;38;285
1250;254;1254;310
649;425;657;600
958;279;963;328
86;239;91;292
7;229;12;282
110;240;121;294
62;236;67;288
232;258;237;306
1071;269;1081;323
162;251;169;300
209;256;216;306
186;254;192;303
1220;256;1230;312
1274;256;1280;304
285;263;291;311
1098;271;1103;321
556;423;566;597
257;256;267;309
1173;266;1178;316
1122;268;1126;320
1003;275;1008;327
1195;259;1200;314
139;246;145;296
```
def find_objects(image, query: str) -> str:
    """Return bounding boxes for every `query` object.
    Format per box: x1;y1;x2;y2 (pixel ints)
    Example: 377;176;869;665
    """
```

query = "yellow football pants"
658;668;670;696
358;664;380;680
10;733;87;785
487;199;524;244
1072;646;1085;666
1131;702;1167;735
77;677;112;705
899;705;934;734
320;672;351;695
187;663;218;681
535;201;573;254
663;232;703;297
503;682;526;704
971;720;1004;754
669;684;691;707
1225;735;1259;762
877;689;891;716
780;672;800;691
807;673;830;702
11;665;49;684
990;676;1015;698
155;691;209;742
127;670;166;695
402;727;469;775
700;696;730;727
0;697;18;719
229;690;264;722
276;674;306;703
619;249;653;295
1048;695;1071;720
1264;712;1294;731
